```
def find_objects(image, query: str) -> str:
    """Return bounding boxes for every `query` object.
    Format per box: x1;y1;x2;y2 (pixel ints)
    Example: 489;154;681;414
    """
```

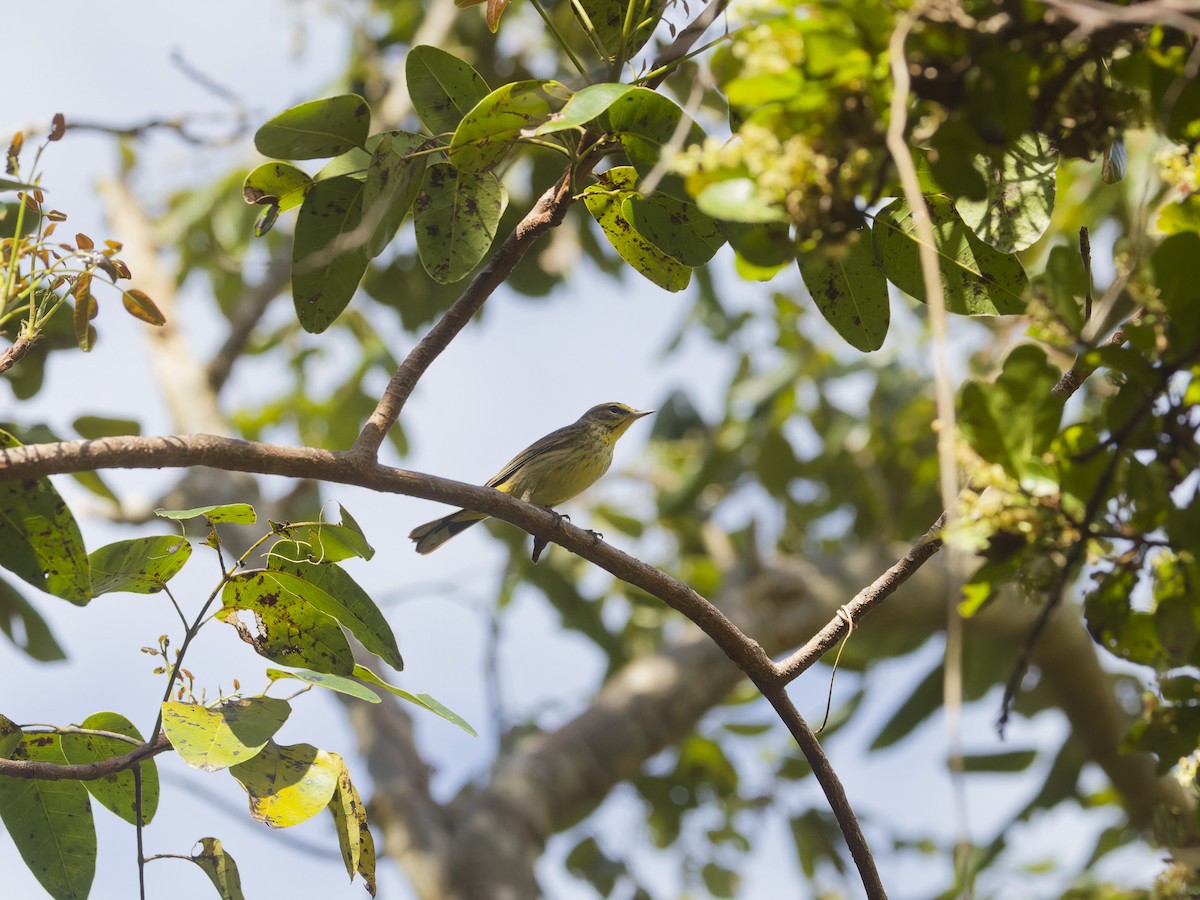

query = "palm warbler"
409;402;653;554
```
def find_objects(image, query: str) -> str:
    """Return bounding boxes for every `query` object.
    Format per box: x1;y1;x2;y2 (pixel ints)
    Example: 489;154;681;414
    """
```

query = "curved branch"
0;734;171;781
0;432;878;891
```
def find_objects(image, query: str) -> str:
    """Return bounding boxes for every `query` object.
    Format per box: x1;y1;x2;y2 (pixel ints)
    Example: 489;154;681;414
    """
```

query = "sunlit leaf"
161;698;291;772
229;740;339;827
448;80;570;173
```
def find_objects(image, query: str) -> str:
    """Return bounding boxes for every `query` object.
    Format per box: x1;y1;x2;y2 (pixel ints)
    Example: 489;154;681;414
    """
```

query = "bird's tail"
408;509;488;554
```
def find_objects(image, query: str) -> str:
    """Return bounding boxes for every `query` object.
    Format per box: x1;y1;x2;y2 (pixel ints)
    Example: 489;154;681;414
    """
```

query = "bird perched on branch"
409;402;653;554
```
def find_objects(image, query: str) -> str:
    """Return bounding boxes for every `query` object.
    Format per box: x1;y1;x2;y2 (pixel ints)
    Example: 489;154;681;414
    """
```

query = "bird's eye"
607;405;623;414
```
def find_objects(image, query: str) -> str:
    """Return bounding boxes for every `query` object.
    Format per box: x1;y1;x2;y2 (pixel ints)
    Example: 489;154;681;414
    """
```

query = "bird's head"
581;402;654;439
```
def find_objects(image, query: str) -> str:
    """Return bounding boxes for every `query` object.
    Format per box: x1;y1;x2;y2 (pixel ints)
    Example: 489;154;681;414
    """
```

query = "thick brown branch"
351;169;576;458
0;734;171;781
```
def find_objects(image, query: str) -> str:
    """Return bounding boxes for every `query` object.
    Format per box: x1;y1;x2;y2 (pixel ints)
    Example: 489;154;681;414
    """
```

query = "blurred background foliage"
6;0;1200;896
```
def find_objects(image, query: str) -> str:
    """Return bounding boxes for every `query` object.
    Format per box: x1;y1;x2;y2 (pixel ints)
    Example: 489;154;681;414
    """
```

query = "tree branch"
0;734;171;781
0;432;879;891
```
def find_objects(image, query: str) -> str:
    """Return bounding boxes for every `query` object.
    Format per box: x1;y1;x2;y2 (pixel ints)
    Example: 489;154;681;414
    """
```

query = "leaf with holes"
218;570;355;674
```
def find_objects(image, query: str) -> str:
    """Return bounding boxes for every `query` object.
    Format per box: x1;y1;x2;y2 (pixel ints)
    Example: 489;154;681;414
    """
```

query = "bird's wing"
485;423;580;491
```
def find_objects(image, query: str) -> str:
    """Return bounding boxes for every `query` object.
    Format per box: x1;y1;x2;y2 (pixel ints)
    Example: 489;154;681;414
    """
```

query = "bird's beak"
633;409;655;419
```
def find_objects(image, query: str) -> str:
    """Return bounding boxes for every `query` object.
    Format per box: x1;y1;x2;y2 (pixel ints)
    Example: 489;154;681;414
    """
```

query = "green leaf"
229;741;339;827
363;131;428;258
292;175;370;333
583;167;691;292
0;430;91;604
353;665;478;736
187;838;246;900
414;163;505;284
797;228;890;351
603;88;704;177
327;755;376;893
0;575;65;660
0;734;96;900
0;176;41;193
60;712;159;826
160;698;291;772
266;543;402;669
622;194;725;266
88;535;191;596
449;80;570;173
284;524;375;565
71;415;141;439
694;177;791;223
872;196;1028;315
155;503;257;524
955;133;1058;253
0;713;21;758
1153;231;1200;346
219;570;356;674
266;668;381;703
254;94;370;160
958;344;1064;481
961;750;1039;773
533;83;637;136
242;162;312;213
406;45;491;135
